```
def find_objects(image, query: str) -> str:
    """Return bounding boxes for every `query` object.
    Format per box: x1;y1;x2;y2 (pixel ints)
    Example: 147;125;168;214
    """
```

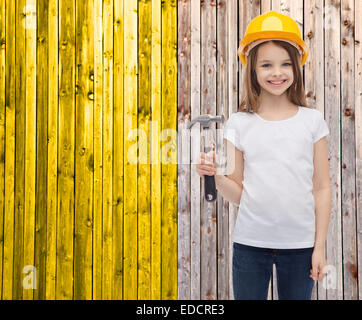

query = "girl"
196;11;332;300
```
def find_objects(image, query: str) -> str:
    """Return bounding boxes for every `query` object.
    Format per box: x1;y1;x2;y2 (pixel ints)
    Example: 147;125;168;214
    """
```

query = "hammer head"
187;114;224;129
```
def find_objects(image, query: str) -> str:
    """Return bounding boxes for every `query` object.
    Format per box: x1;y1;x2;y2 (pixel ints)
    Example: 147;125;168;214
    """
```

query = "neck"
257;90;293;113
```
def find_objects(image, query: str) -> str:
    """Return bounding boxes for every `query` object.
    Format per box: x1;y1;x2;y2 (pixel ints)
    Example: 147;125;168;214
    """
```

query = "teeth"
270;80;285;84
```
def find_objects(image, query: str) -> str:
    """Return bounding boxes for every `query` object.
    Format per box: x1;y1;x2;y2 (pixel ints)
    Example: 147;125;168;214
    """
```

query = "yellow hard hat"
238;11;309;66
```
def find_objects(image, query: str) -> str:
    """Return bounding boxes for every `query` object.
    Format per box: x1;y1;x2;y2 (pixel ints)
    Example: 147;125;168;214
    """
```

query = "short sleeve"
223;113;243;151
312;111;330;143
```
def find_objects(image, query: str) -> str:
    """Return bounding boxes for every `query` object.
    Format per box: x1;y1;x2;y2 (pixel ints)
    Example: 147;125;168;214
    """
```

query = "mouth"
267;80;287;87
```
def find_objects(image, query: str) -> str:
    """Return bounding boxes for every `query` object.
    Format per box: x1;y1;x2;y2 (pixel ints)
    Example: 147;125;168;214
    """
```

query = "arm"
312;137;332;250
311;136;332;281
214;139;244;206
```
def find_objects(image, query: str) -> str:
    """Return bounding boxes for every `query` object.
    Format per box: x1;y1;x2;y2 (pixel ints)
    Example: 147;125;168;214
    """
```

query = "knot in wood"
88;92;94;101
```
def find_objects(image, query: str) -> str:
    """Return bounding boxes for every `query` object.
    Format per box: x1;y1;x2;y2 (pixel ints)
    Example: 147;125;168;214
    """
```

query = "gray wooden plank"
324;0;343;300
216;0;229;300
177;0;192;300
341;0;358;300
355;0;362;301
190;0;201;300
200;0;217;300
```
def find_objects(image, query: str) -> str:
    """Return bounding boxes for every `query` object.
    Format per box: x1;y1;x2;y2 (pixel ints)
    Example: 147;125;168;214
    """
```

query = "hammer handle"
204;146;217;202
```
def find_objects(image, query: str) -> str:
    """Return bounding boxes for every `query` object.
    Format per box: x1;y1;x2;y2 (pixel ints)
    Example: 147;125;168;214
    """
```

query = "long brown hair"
238;40;311;113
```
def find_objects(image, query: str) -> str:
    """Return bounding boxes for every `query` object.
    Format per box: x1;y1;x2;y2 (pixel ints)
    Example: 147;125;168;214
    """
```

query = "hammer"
188;114;225;202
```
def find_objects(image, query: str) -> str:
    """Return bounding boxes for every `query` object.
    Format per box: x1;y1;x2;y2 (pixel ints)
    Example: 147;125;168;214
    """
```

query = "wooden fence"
0;0;177;300
177;0;362;300
1;0;361;301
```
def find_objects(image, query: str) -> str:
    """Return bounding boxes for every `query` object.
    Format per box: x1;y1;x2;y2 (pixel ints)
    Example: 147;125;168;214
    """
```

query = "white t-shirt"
223;106;330;249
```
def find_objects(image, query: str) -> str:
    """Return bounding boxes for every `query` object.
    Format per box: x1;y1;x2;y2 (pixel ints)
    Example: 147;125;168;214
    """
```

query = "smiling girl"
196;11;332;300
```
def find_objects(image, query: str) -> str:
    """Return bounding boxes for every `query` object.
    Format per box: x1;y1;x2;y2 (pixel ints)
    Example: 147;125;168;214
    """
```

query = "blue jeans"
232;242;315;300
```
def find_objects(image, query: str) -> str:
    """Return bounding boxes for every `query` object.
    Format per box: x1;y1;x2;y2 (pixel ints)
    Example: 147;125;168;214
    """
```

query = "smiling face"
238;40;308;113
255;41;294;97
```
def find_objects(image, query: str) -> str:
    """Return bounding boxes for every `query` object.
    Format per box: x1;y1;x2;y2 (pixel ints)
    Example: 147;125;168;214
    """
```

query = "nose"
271;66;283;77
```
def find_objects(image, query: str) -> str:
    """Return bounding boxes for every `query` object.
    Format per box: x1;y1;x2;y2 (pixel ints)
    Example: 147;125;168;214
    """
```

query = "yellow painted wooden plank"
3;0;16;300
151;0;162;300
161;0;177;300
45;0;58;300
14;0;26;300
92;0;103;300
74;0;94;300
123;0;138;299
57;0;75;299
138;0;152;300
0;0;6;300
23;0;37;300
102;0;113;299
35;0;49;300
113;0;124;300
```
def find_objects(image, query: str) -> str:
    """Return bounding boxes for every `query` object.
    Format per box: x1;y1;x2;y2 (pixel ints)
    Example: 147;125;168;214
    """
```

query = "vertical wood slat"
151;0;162;300
0;0;6;299
46;0;58;300
138;0;152;300
177;0;191;300
324;1;344;300
14;0;26;300
57;0;75;300
216;0;228;300
113;0;124;300
102;0;113;300
324;0;344;300
200;0;217;300
190;0;201;301
341;0;358;300
3;0;16;300
22;0;37;300
355;0;362;301
123;0;138;300
177;117;191;299
24;0;37;301
93;0;103;300
36;0;49;301
161;0;178;300
74;0;94;300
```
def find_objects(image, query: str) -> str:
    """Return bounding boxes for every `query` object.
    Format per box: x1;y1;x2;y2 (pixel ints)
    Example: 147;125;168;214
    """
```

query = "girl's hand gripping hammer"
187;114;224;202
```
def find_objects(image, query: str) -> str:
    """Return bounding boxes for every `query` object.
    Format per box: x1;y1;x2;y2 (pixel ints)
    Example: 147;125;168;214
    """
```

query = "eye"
261;63;291;68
